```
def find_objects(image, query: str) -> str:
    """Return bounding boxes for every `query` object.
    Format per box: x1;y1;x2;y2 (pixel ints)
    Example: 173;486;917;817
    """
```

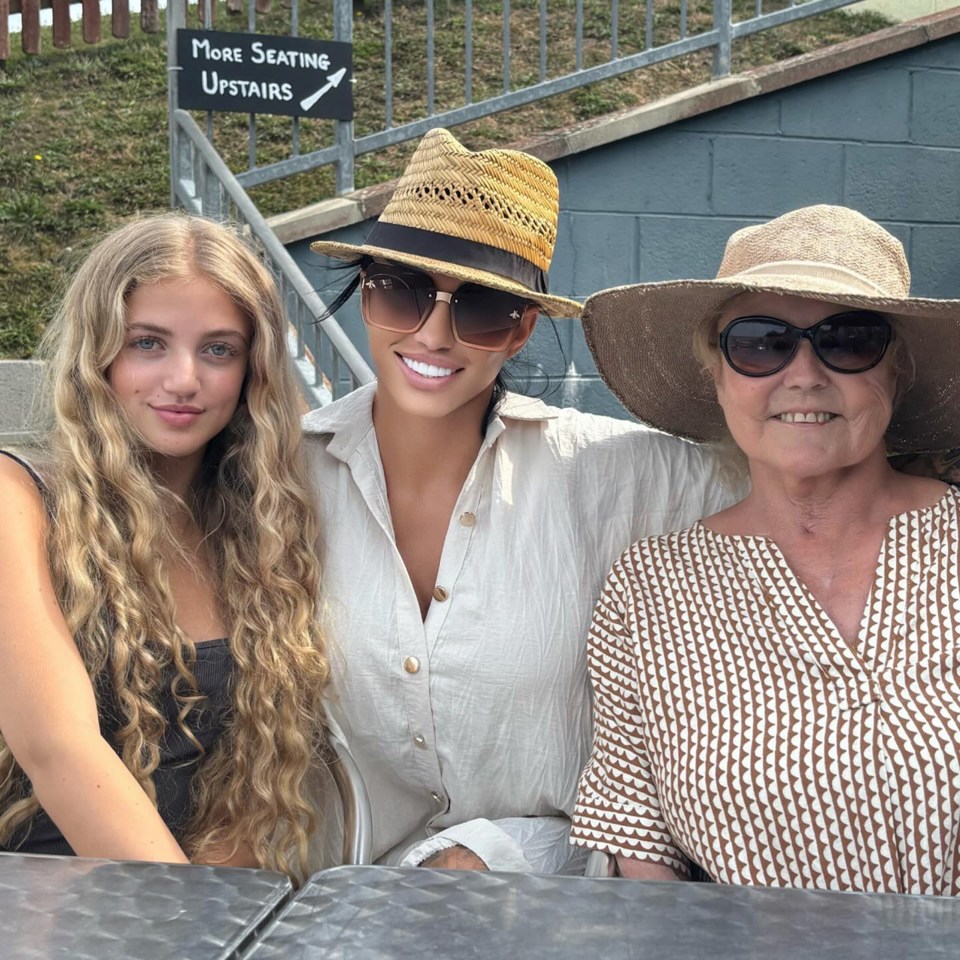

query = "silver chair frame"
584;850;615;877
326;728;374;865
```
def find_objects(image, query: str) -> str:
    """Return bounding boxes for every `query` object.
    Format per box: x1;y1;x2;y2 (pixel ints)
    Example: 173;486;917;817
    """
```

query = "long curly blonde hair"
0;214;329;880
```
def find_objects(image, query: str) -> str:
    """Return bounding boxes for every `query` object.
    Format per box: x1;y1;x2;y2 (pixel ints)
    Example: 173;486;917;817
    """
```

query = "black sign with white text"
177;29;353;119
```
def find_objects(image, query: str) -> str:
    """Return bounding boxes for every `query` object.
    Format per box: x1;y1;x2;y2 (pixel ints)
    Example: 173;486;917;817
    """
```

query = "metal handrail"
205;0;864;194
165;0;868;402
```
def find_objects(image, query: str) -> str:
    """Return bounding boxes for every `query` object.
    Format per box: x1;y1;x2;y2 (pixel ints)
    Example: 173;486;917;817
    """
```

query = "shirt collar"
302;381;378;461
302;382;558;462
496;392;559;423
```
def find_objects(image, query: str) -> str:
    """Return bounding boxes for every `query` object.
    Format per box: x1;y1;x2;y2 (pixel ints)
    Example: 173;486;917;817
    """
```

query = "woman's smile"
365;267;534;422
397;352;462;384
770;411;839;424
714;292;896;481
149;403;205;427
108;276;251;468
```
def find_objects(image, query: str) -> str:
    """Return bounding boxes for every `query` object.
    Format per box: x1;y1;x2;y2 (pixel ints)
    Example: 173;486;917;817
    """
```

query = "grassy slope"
0;1;891;358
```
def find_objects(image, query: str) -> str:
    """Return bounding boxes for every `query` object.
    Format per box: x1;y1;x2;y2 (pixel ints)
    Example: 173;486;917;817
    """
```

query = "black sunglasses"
360;262;532;352
719;311;893;377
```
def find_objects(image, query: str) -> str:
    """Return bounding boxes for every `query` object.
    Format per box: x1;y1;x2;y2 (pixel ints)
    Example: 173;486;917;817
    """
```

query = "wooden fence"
2;0;272;60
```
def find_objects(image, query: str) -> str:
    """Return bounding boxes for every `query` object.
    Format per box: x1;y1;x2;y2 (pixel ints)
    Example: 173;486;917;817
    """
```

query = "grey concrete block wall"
776;65;911;141
290;32;960;419
911;69;960;145
560;131;715;216
846;144;960;221
713;138;847;214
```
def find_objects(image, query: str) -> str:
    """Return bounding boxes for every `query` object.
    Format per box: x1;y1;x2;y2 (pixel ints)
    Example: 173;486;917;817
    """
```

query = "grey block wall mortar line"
556;158;570;196
269;11;960;247
692;131;940;146
849;141;960;154
841;142;848;207
568;209;683;217
634;215;642;282
562;211;579;299
908;68;918;145
908;65;960;74
707;135;715;215
602;212;768;222
561;208;571;258
880;219;960;228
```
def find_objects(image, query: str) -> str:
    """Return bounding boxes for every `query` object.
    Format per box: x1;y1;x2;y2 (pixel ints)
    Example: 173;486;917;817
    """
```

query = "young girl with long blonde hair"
0;213;328;880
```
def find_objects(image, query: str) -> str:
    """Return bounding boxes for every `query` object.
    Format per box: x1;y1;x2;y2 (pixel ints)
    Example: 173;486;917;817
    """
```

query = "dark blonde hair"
0;214;329;880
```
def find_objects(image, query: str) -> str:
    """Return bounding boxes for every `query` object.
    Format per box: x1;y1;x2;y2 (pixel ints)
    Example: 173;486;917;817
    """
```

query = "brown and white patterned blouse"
571;487;960;894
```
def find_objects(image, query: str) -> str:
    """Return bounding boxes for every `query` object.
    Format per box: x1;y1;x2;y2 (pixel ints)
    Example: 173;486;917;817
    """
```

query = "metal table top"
244;865;960;960
0;851;292;960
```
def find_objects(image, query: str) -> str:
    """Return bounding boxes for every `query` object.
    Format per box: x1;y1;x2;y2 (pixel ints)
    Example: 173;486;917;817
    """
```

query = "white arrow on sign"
299;67;348;112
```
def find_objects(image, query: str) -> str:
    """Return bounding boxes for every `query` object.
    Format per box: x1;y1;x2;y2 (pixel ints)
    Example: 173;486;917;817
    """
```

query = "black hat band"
367;222;549;294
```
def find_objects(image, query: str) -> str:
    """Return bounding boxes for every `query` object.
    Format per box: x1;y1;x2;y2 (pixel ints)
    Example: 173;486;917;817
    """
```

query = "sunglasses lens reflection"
362;267;528;350
453;284;527;350
362;270;435;333
722;313;890;376
725;319;796;375
813;314;891;371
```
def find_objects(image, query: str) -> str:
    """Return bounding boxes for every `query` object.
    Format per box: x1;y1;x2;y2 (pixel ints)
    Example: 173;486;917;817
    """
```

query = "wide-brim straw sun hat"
310;128;581;319
582;204;960;453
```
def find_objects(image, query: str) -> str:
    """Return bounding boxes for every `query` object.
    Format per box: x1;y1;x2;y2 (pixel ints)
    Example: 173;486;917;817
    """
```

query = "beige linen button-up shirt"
304;383;734;871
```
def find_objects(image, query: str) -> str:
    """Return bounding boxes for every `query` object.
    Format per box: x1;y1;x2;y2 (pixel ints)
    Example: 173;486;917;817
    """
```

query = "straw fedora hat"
583;204;960;453
310;128;581;319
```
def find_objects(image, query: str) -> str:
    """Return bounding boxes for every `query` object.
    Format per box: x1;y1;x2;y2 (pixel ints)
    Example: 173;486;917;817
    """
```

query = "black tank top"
0;450;235;855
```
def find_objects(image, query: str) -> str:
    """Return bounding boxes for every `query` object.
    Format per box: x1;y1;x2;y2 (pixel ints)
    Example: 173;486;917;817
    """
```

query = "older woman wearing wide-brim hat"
571;204;960;894
302;129;741;875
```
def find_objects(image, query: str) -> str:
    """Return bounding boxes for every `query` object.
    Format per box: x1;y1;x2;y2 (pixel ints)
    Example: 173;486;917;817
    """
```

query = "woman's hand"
615;853;684;880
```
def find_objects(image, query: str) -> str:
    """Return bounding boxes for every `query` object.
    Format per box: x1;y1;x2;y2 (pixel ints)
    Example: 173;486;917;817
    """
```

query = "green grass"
0;0;892;358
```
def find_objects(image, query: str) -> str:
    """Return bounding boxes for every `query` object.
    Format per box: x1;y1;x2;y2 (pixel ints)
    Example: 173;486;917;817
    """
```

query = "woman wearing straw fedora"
304;128;738;873
571;204;960;893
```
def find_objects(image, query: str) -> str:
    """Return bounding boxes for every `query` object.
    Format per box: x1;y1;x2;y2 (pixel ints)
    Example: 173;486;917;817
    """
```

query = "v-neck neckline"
695;487;957;671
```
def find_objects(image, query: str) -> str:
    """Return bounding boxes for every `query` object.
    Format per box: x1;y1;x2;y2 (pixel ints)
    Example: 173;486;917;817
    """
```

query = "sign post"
177;29;353;120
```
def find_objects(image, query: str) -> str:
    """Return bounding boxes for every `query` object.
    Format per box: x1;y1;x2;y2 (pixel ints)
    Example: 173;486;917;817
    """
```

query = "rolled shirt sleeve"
402;816;587;875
